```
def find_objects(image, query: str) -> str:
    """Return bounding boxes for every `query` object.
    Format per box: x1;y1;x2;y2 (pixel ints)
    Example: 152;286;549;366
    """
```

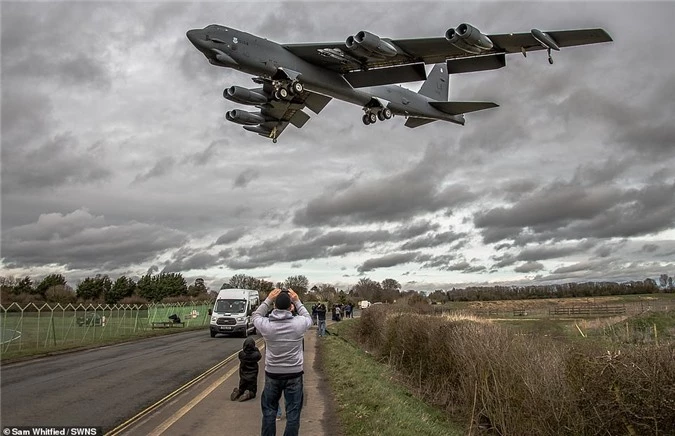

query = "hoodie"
252;298;312;377
238;337;262;393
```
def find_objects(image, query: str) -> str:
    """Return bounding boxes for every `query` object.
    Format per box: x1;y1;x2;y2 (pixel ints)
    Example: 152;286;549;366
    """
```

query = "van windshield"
215;299;247;314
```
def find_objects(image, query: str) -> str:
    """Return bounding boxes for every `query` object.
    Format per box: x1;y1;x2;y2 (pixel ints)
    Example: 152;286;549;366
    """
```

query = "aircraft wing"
242;78;332;142
282;27;611;74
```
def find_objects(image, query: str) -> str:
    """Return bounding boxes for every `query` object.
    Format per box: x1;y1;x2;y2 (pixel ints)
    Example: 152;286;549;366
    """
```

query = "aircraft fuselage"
186;25;462;123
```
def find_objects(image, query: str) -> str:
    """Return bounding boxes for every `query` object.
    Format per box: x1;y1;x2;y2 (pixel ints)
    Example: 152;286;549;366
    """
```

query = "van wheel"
210;330;216;338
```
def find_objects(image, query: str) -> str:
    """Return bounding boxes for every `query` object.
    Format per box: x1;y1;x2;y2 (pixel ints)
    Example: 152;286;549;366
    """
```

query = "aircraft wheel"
291;81;303;94
383;108;392;119
548;57;554;65
368;112;377;124
362;114;371;125
273;138;278;143
274;90;281;100
377;110;386;121
278;87;289;99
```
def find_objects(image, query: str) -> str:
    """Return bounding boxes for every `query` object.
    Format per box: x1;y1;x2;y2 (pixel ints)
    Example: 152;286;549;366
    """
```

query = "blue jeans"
261;375;303;436
317;319;326;336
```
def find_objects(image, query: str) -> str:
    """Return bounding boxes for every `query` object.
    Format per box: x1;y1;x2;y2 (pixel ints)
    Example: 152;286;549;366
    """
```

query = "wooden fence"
548;305;626;316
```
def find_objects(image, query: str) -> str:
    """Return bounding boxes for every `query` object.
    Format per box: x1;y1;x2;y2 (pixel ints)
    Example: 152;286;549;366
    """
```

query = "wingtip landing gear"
547;48;554;64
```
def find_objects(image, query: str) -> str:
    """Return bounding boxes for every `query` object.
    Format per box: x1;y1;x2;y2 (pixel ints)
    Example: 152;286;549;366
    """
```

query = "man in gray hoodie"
252;288;312;436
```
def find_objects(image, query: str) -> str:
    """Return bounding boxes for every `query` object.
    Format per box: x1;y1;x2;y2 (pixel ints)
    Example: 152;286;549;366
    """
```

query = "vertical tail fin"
417;63;448;101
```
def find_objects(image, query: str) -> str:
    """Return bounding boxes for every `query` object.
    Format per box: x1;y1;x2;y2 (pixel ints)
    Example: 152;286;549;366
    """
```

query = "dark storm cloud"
447;260;487;274
2;209;187;270
2;1;674;287
1;86;54;147
1;3;112;89
357;252;420;273
491;253;517;269
641;244;659;253
163;250;221;273
514;261;544;273
133;157;176;184
475;182;623;231
475;176;675;245
295;161;474;227
421;254;459;270
223;220;442;270
551;259;614;275
233;169;260;188
516;241;597;262
227;229;390;269
400;231;466;251
184;140;229;166
2;132;112;192
214;228;247;246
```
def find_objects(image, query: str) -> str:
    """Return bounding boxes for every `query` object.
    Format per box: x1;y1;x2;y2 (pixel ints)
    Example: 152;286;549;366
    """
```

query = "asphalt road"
1;329;257;431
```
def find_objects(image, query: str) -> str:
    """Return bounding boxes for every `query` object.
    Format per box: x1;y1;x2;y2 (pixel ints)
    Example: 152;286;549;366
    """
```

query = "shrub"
45;285;77;304
354;305;675;435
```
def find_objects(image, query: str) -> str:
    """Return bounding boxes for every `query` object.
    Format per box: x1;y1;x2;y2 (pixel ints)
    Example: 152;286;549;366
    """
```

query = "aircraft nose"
186;29;205;48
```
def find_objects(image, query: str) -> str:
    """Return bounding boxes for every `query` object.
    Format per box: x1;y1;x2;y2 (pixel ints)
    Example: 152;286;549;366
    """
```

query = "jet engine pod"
225;109;266;125
223;86;268;105
445;23;493;54
346;31;398;57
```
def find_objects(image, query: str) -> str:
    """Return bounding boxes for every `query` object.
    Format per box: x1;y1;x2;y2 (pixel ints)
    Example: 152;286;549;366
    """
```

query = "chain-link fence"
0;301;213;359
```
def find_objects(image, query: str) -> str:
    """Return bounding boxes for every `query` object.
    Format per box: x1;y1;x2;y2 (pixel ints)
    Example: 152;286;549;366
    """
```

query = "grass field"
0;302;213;361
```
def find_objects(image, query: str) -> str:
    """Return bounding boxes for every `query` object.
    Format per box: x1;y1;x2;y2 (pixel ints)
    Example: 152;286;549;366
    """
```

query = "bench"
151;321;186;329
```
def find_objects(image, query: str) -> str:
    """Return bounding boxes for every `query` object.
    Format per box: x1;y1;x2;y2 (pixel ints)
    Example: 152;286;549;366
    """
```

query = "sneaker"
230;388;240;401
238;390;253;402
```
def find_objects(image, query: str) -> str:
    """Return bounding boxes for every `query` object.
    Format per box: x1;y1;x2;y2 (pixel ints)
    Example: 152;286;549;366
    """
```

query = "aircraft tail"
417;64;449;101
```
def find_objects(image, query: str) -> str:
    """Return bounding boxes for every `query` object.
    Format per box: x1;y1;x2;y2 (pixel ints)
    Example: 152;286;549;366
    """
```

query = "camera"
280;287;289;293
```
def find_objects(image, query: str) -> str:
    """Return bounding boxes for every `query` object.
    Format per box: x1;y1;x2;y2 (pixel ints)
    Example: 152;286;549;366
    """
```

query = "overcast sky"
2;1;674;292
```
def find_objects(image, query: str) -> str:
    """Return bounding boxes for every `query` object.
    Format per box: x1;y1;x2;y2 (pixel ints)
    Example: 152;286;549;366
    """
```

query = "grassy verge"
319;320;464;436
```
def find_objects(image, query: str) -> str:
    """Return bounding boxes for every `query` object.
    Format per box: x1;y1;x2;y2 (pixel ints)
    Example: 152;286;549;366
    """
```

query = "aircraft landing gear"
290;80;304;94
547;48;554;64
271;80;303;101
274;87;289;100
362;107;392;125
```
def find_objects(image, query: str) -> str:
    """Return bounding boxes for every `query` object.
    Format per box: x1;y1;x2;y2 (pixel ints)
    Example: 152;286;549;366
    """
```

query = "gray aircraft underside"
186;23;612;142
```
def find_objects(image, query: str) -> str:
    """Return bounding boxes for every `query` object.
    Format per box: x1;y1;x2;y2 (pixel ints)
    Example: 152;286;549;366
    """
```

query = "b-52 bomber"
187;23;612;142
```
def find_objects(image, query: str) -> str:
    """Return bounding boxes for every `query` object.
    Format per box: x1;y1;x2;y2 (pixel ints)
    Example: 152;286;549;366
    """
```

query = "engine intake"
445;23;493;54
345;31;398;58
225;109;266;125
223;86;268;105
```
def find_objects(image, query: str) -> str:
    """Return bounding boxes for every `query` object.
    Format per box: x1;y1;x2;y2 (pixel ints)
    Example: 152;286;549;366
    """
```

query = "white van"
209;289;259;338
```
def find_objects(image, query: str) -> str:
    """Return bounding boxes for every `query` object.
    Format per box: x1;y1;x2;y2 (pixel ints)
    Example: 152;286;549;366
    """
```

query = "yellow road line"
106;338;264;435
149;342;265;436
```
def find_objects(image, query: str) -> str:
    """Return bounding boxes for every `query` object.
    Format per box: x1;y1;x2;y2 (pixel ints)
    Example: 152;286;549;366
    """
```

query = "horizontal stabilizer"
446;54;506;74
429;101;498;115
405;117;436;128
289;109;310;128
344;63;427;88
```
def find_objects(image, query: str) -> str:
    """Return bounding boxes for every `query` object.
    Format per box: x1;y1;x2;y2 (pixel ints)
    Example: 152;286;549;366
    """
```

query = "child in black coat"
231;337;262;402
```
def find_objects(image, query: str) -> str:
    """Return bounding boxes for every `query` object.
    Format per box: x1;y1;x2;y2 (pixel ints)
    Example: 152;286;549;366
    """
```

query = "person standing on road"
252;288;312;436
315;303;327;337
